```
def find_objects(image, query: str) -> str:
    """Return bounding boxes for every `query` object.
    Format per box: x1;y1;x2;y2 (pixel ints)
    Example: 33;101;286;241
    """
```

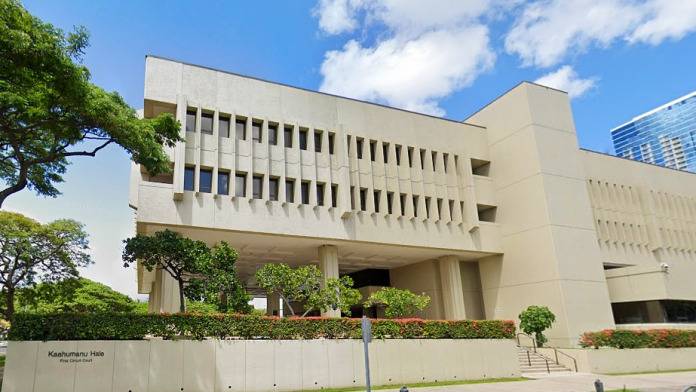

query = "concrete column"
438;256;467;320
318;245;341;318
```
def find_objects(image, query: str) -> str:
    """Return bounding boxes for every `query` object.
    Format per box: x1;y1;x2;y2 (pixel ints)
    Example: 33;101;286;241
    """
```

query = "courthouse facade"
131;56;696;346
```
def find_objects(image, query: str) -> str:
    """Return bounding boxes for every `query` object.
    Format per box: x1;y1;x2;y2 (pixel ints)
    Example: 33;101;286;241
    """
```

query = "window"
218;171;230;195
431;151;437;169
359;188;367;211
383;143;389;163
252;175;263;199
269;178;279;201
219;115;230;138
268;123;278;146
186;110;196;133
201;112;213;135
331;184;338;208
184;166;195;191
235;173;246;197
252;120;262;143
448;200;455;220
413;195;419;217
425;197;431;219
443;153;449;172
373;190;381;212
407;147;414;168
285;179;295;202
471;158;490;176
301;181;310;204
356;138;364;159
317;182;325;206
454;155;459;174
328;133;335;154
387;192;394;214
477;204;497;222
350;186;356;210
346;135;352;155
370;140;377;161
400;193;407;216
437;198;443;219
284;126;293;148
314;131;323;152
199;169;213;193
299;128;308;150
235;118;246;140
395;145;402;166
420;149;426;169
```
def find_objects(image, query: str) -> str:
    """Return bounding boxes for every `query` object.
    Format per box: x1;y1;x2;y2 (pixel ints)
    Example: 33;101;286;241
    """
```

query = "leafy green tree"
15;277;137;313
0;211;91;319
519;305;556;347
186;242;252;314
123;230;209;313
0;0;181;208
363;287;431;318
255;263;361;317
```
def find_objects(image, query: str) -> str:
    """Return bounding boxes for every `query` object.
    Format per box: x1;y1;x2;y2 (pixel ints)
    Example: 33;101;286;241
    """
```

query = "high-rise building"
612;90;696;171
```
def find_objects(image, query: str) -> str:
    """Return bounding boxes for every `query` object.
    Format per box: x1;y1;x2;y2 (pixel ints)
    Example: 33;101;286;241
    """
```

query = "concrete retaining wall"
2;339;519;392
537;347;696;374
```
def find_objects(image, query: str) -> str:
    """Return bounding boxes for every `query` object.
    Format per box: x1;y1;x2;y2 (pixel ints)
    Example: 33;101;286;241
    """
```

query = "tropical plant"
0;211;91;319
363;287;431;318
519;305;556;346
0;0;181;207
15;278;137;313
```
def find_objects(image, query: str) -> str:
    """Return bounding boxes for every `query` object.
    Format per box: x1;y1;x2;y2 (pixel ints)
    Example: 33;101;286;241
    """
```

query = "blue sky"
6;0;696;297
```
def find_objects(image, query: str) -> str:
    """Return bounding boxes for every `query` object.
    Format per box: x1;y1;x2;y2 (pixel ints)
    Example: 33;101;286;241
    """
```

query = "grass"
294;377;528;392
605;368;696;376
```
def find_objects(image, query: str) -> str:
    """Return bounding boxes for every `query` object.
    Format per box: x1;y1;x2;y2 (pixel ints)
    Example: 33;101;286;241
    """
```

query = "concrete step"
517;347;572;374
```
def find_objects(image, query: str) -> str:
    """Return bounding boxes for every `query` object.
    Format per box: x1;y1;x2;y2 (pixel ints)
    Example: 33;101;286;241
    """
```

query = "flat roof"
610;89;696;133
580;148;696;176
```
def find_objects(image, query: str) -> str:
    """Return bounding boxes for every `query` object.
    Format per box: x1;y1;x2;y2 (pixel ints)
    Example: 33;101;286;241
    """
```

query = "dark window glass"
331;184;338;208
356;138;364;159
395;145;402;165
218;172;229;195
360;188;367;211
383;143;389;163
407;147;414;167
284;126;293;148
413;195;419;217
186;110;196;133
285;179;295;202
315;131;323;152
373;190;380;212
370;141;376;161
199;169;213;193
235;173;246;197
268;124;278;145
252;175;263;199
201;112;213;135
443;153;449;172
184;167;195;191
350;186;356;210
269;178;279;201
301;182;310;204
387;192;394;214
317;183;325;206
299;129;308;150
328;133;335;154
425;197;431;218
420;149;426;169
432;151;437;169
235;119;246;140
219;116;230;138
449;200;455;220
252;121;262;143
437;198;443;219
400;193;406;216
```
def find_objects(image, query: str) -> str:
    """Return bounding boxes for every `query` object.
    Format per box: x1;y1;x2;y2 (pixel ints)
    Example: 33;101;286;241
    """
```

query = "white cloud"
505;0;696;68
313;0;363;35
534;65;597;98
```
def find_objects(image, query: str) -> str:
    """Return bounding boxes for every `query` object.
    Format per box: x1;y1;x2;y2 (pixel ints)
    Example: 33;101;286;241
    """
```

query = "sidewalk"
409;371;696;392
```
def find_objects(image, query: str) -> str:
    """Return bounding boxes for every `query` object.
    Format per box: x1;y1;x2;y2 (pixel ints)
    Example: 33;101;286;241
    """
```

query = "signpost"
361;316;372;392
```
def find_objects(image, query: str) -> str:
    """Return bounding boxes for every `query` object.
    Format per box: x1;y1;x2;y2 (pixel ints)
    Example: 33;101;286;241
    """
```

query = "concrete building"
612;90;696;172
131;56;696;346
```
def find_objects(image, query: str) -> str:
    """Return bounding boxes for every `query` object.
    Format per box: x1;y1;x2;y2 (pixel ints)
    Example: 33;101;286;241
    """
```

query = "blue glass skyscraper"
612;91;696;172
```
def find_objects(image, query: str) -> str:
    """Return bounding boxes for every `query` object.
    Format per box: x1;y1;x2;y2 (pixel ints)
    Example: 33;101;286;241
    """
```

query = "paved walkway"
408;371;696;392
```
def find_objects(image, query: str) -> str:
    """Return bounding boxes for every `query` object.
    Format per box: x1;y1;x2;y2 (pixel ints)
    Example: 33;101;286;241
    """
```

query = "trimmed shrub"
9;313;515;341
580;329;696;349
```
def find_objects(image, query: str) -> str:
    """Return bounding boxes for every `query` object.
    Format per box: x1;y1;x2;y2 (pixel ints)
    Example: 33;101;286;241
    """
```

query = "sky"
5;0;696;298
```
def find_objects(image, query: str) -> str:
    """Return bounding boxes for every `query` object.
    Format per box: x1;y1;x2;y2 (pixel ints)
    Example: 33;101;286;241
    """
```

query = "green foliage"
15;278;136;313
580;329;696;349
255;263;361;317
518;305;556;346
363;287;431;318
0;318;10;338
0;211;91;319
0;0;181;207
9;313;516;341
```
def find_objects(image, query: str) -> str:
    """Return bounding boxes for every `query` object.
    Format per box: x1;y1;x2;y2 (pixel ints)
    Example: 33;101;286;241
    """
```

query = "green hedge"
580;329;696;349
10;313;515;341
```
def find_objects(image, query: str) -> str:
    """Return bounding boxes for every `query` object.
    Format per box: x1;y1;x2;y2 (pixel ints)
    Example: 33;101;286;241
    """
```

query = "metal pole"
362;316;372;392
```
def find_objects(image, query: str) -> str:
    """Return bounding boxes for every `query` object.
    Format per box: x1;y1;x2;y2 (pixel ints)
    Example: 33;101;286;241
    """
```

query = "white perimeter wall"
538;347;696;374
3;339;519;392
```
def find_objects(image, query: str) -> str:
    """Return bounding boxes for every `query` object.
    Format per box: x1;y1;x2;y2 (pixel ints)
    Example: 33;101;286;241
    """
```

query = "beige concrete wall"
467;83;616;347
539;347;696;374
2;339;519;392
389;260;444;319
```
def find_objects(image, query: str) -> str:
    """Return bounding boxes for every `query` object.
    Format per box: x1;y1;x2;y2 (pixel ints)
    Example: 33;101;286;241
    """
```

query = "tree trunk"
4;286;15;321
178;278;186;313
219;291;228;313
0;165;28;209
